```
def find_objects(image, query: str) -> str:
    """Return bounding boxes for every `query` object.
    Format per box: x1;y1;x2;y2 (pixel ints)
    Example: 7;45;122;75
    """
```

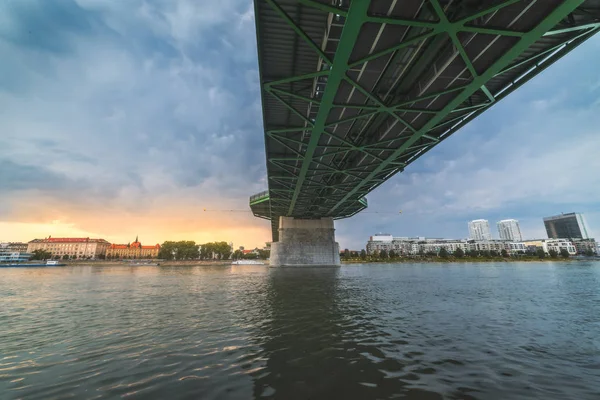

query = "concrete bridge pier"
269;217;341;267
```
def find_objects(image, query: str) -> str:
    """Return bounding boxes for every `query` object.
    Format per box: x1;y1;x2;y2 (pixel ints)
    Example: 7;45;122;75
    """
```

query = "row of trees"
30;249;52;260
231;249;270;260
158;241;200;260
156;241;234;260
199;242;232;260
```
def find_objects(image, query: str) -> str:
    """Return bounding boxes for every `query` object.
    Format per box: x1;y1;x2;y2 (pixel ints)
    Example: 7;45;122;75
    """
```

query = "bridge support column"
270;217;340;267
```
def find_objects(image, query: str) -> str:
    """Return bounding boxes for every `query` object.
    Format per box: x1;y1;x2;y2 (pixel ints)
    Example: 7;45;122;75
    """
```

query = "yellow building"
105;236;160;259
27;237;110;259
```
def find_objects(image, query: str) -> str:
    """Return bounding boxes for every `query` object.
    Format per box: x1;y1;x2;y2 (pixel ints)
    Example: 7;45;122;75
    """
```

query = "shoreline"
342;257;600;264
63;260;232;266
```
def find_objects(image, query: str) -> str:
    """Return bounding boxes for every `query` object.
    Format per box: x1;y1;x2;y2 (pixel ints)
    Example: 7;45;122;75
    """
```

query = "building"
27;237;110;259
522;239;577;255
571;238;597;255
0;243;31;263
1;242;28;253
366;234;529;256
105;237;160;259
544;213;591;239
366;235;468;255
469;219;492;240
497;219;523;241
467;240;527;254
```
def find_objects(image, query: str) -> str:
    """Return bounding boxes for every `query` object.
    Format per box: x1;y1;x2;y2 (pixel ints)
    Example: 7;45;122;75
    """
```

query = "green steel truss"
251;0;600;239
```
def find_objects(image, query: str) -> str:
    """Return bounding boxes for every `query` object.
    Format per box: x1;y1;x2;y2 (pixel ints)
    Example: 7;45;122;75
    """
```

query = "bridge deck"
251;0;600;240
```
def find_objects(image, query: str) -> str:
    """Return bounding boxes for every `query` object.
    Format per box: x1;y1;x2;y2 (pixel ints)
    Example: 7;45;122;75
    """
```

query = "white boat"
46;260;66;266
231;260;265;265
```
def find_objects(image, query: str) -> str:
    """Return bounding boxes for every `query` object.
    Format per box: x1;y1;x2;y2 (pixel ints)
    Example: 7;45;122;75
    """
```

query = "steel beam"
286;1;371;215
327;0;586;215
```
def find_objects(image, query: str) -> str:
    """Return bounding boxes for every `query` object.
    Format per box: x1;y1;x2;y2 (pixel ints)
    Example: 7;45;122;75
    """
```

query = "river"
1;262;599;399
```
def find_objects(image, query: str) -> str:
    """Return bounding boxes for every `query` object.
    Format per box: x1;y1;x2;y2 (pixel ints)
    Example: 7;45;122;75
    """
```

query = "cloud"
0;0;270;245
338;35;600;249
0;1;598;251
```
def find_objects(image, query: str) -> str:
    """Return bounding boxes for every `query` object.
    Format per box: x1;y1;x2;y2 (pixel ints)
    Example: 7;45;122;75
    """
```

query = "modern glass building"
543;213;591;239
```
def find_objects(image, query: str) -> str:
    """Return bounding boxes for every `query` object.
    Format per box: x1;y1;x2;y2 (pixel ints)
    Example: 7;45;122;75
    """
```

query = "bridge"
249;0;600;267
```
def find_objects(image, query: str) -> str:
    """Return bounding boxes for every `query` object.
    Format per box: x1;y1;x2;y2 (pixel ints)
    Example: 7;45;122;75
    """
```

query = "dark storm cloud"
1;0;598;248
0;159;86;191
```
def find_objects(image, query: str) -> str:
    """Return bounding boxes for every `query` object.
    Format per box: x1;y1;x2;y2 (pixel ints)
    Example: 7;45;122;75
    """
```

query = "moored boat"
231;260;265;265
0;260;66;268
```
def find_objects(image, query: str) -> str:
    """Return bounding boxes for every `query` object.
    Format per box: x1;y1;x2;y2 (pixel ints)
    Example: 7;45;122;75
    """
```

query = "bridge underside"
251;0;600;241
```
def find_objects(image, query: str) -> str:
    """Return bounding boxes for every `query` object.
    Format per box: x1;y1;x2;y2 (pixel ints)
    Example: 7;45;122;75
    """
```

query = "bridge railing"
249;190;270;206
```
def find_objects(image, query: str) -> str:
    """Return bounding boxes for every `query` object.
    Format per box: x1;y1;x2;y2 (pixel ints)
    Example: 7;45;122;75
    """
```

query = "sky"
1;0;599;250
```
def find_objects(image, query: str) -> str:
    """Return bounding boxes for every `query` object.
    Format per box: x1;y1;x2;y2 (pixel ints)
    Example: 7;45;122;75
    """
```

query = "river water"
1;262;600;399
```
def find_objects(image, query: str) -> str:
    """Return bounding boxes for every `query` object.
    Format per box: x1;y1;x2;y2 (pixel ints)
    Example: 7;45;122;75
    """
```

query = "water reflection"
252;267;440;399
2;263;600;400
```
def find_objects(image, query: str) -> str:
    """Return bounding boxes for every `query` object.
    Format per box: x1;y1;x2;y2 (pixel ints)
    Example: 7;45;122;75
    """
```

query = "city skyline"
1;1;599;250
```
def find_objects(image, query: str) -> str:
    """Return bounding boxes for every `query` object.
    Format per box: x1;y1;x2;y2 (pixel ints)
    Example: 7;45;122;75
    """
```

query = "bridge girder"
251;0;600;240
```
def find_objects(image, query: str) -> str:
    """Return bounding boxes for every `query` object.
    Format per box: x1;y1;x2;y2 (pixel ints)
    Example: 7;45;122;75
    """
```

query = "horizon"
1;0;599;250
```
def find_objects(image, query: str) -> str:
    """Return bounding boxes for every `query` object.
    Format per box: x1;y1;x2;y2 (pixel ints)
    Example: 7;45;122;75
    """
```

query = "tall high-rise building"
544;213;591;239
497;219;523;241
468;219;492;240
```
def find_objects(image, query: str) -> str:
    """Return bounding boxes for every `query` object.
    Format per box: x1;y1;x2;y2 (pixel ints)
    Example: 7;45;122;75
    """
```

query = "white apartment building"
571;238;597;255
366;234;528;256
467;240;527;254
469;219;492;240
497;219;523;241
522;239;577;255
367;235;468;255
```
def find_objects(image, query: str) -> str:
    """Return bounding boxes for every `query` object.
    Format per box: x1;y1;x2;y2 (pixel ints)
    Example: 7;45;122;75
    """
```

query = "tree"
343;249;350;259
232;250;243;260
549;249;559;259
388;249;396;258
438;247;449;258
30;249;52;260
360;249;367;260
584;249;595;257
490;250;498;257
160;241;202;260
501;249;509;258
454;247;464;258
560;249;570;258
257;249;270;260
536;248;546;259
62;254;70;260
380;249;388;259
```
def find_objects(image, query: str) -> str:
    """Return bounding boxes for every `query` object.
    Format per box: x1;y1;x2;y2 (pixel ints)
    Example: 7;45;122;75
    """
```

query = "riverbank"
63;260;232;266
342;256;600;264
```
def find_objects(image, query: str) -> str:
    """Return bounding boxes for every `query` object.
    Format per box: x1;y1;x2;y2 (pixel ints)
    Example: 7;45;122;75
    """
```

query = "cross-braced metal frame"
251;0;600;240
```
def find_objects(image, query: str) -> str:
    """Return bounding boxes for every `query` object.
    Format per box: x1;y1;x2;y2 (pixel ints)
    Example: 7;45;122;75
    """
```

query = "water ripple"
1;263;600;399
